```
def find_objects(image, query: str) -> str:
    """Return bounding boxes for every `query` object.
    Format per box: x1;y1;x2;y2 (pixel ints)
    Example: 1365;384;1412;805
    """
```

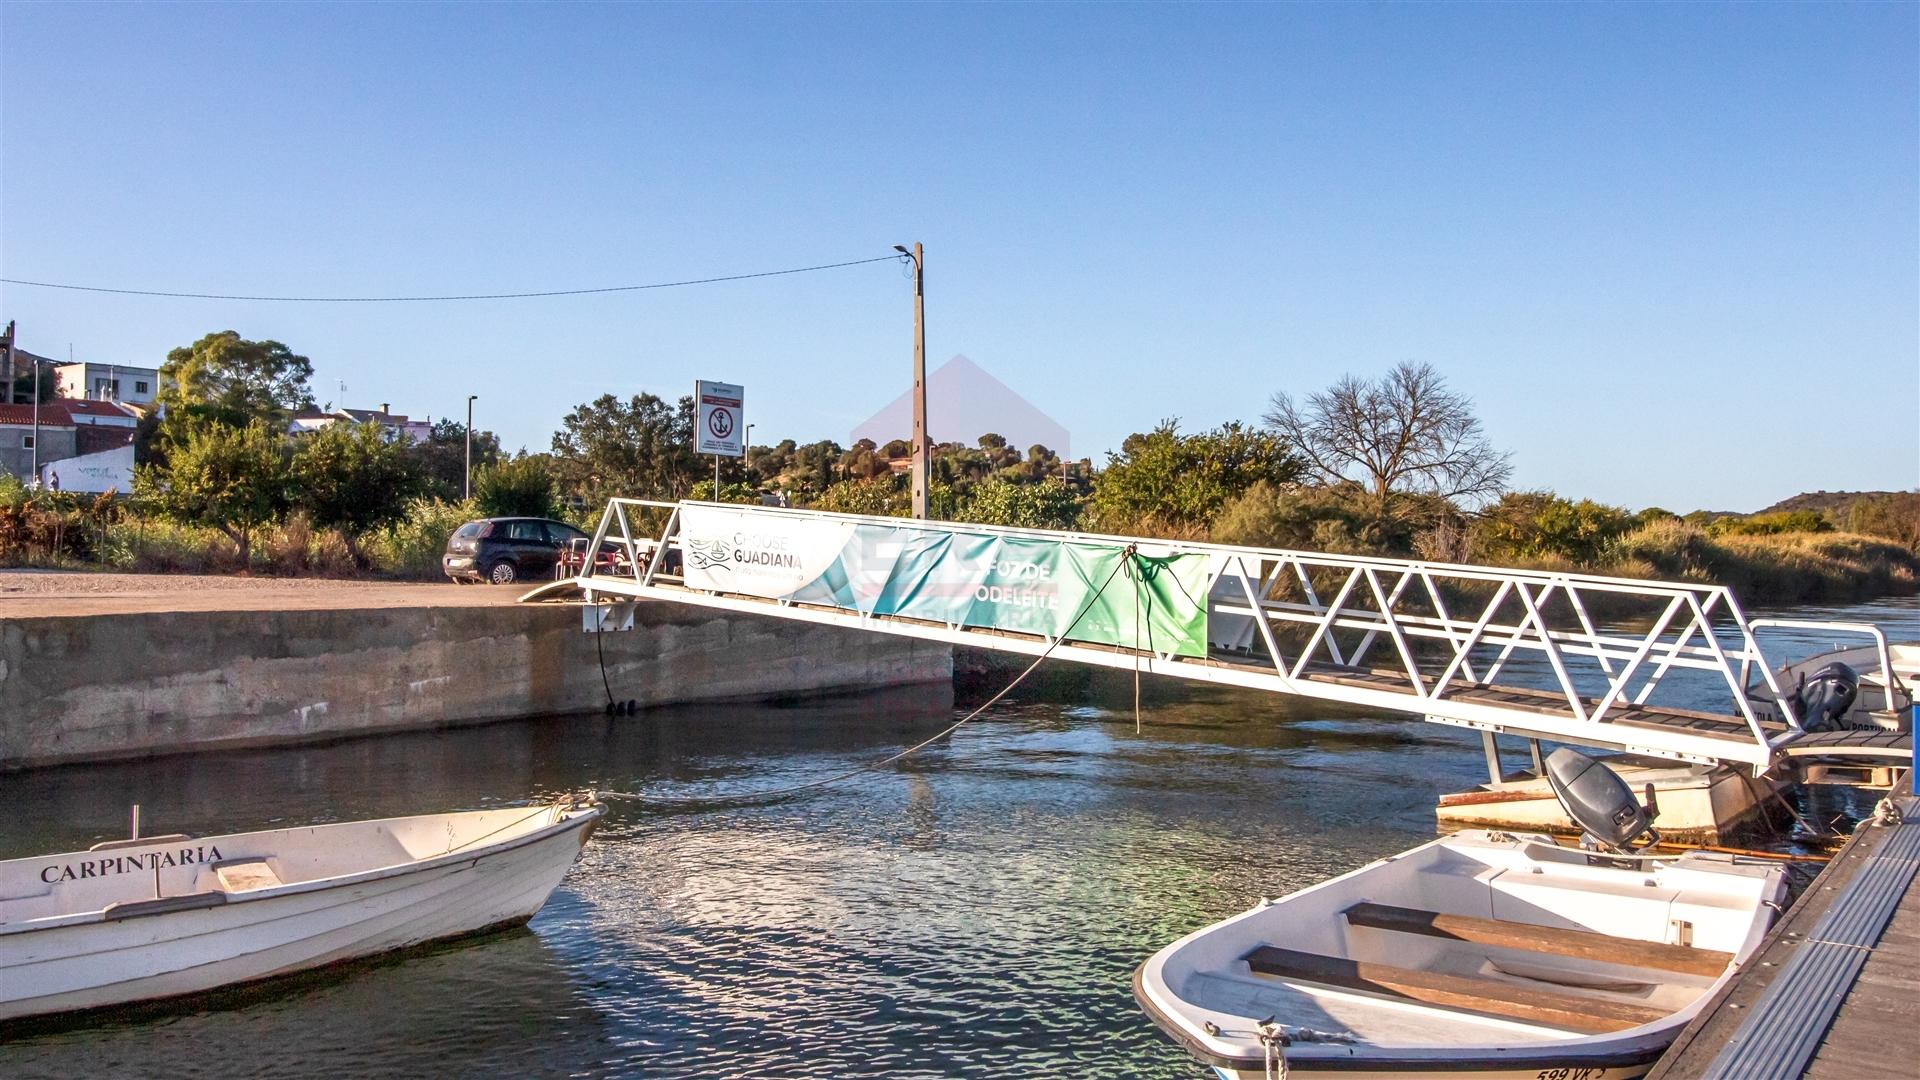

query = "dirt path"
0;570;537;617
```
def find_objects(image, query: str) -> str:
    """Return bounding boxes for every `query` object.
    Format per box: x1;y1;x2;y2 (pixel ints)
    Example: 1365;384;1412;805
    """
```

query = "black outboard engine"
1544;748;1660;853
1795;661;1860;731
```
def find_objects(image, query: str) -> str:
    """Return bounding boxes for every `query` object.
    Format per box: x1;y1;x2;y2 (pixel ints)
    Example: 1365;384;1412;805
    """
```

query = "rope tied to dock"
596;545;1144;808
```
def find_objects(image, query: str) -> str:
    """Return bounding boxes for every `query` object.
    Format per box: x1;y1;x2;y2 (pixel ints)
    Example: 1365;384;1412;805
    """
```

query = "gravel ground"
0;569;535;617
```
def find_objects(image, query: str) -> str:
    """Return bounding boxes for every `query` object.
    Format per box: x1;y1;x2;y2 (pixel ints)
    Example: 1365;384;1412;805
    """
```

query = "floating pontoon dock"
1647;777;1918;1079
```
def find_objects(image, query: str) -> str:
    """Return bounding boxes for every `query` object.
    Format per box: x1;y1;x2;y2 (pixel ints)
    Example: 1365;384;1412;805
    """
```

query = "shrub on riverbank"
1592;520;1917;603
366;498;478;579
96;513;361;576
0;477;118;565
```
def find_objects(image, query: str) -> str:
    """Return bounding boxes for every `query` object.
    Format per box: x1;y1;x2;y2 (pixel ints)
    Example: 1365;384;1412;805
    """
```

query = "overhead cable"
0;254;901;303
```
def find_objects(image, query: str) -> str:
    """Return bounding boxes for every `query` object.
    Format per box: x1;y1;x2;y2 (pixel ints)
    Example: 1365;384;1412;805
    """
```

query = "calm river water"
1;597;1914;1079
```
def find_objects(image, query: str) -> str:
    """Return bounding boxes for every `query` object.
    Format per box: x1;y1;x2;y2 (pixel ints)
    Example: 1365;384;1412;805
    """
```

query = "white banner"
679;504;853;597
694;380;744;457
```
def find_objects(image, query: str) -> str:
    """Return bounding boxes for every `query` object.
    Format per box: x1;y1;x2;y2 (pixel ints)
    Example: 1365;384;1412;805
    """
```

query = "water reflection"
3;928;610;1080
0;598;1910;1078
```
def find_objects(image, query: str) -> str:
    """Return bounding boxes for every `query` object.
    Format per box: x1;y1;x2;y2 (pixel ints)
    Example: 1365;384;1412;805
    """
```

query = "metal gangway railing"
528;498;1910;772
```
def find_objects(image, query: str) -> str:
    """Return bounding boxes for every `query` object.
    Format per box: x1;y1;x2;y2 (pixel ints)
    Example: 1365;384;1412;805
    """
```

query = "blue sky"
2;3;1914;512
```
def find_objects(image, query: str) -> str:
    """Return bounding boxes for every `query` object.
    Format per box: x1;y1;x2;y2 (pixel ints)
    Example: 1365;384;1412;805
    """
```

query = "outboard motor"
1795;661;1860;731
1544;748;1660;853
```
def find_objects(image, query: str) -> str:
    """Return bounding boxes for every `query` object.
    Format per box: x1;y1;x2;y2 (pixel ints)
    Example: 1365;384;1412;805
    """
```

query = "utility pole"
465;394;478;501
894;243;929;519
31;344;41;485
2;321;14;407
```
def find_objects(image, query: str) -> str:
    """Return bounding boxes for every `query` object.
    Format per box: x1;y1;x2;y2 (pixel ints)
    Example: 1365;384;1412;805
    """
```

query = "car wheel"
488;560;518;585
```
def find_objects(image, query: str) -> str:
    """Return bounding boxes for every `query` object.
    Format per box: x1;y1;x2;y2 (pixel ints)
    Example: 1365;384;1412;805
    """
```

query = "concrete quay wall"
0;599;952;770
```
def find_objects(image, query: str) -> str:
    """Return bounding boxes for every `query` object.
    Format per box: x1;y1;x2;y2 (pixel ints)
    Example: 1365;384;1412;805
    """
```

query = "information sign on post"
694;380;745;458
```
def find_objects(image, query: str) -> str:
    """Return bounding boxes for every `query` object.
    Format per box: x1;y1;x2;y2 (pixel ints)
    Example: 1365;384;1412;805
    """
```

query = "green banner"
792;525;1208;657
679;507;1210;656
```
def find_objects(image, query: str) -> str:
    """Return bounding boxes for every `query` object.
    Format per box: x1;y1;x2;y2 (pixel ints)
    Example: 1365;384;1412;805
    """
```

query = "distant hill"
1756;490;1907;515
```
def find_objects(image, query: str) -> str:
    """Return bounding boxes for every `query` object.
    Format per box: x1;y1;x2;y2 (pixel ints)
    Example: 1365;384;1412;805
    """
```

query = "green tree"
1846;492;1920;549
474;456;558;519
1473;491;1635;564
1089;420;1299;534
1708;510;1834;538
407;418;503;502
811;475;909;516
687;479;761;504
551;393;699;500
135;420;287;565
959;476;1081;530
289;420;421;562
156;331;316;427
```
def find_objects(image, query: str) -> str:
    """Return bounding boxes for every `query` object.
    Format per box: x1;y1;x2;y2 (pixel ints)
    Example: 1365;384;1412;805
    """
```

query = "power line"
0;254;902;303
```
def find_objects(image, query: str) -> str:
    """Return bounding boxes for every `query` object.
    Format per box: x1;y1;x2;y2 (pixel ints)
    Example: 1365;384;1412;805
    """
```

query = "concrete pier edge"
0;599;952;771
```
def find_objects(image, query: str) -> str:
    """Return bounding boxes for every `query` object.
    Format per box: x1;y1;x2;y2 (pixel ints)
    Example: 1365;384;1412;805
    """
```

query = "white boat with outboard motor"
0;796;601;1022
1746;621;1917;732
1134;751;1789;1079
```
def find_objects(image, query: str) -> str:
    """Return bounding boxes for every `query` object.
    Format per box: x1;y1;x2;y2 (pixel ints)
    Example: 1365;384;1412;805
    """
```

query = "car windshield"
453;522;482;539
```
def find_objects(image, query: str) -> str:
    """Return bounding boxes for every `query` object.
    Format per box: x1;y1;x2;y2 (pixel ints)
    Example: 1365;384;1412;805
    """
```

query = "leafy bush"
474;456;558;519
135;419;287;564
1593;520;1917;602
1845;492;1920;549
0;480;119;565
808;475;909;517
99;516;243;574
685;479;762;504
1089;420;1298;534
261;512;357;577
1707;510;1833;537
957;476;1081;530
1213;481;1366;551
289;420;421;561
1474;491;1634;564
367;497;478;579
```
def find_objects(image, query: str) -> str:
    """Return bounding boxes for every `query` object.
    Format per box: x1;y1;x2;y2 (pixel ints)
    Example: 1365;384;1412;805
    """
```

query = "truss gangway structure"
527;499;1915;774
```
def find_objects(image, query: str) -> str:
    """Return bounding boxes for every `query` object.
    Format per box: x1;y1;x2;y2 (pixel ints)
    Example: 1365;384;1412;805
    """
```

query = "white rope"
1260;1021;1291;1080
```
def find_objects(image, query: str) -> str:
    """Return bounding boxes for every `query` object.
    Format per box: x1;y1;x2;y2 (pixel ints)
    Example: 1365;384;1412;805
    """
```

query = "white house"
54;362;162;406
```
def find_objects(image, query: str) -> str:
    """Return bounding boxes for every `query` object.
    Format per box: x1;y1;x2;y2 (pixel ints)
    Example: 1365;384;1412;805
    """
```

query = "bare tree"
1264;361;1511;516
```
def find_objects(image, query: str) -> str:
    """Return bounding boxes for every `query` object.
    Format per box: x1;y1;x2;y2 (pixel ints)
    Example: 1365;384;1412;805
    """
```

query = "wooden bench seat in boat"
1243;945;1669;1035
1341;902;1732;978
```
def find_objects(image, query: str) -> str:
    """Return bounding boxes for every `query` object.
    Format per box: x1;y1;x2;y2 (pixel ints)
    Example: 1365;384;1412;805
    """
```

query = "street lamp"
464;395;478;502
893;243;928;519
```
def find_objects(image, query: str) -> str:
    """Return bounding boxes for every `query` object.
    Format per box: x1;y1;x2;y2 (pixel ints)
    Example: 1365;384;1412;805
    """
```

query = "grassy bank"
1;496;504;581
1600;523;1917;604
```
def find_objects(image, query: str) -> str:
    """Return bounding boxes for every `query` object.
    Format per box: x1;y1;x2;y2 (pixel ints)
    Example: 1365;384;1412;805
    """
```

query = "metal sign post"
694;380;744;498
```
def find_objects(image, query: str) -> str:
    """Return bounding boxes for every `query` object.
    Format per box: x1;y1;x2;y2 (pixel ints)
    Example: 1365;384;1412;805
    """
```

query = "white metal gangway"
529;498;1914;773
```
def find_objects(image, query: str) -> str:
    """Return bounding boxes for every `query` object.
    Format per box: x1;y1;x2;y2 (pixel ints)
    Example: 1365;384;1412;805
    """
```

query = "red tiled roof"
0;403;74;427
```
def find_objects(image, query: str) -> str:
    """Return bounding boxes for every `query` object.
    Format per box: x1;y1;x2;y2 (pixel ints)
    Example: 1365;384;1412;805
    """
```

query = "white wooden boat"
1134;831;1787;1079
0;798;601;1022
1436;759;1779;844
